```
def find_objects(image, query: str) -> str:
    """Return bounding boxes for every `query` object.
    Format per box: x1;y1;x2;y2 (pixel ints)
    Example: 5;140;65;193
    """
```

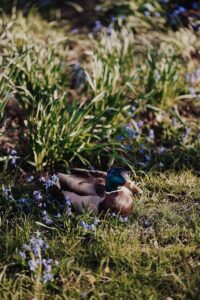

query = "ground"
0;1;200;299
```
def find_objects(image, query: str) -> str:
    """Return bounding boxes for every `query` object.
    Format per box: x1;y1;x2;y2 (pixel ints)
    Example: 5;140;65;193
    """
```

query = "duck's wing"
56;172;105;197
62;191;103;214
70;168;107;178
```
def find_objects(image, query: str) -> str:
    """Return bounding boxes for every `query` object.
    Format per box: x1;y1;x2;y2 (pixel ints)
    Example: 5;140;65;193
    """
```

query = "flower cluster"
39;174;58;190
108;212;129;223
33;190;43;201
19;231;58;283
143;3;161;18
26;175;34;182
64;195;73;216
80;217;100;231
9;149;18;167
166;2;200;30
42;210;53;225
2;187;12;199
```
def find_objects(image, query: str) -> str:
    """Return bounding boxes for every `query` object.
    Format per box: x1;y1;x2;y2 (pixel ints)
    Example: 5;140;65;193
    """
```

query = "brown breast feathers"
98;188;133;217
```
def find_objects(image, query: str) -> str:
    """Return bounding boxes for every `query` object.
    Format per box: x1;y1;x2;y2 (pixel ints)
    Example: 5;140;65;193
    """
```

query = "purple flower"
40;174;58;190
125;125;136;138
144;11;150;17
93;218;100;226
93;20;103;35
64;195;73;216
148;129;155;140
43;272;54;283
126;144;133;150
106;25;112;36
177;6;186;14
157;146;166;154
42;259;52;272
39;176;46;183
26;175;34;183
117;135;124;141
71;28;78;34
42;210;53;225
155;12;161;17
10;149;18;166
2;187;12;199
55;212;61;219
28;259;39;271
145;154;151;162
33;191;42;201
111;16;118;23
19;251;26;259
119;216;129;223
137;121;144;128
94;5;102;12
80;220;96;231
29;232;48;256
138;149;144;155
18;197;29;204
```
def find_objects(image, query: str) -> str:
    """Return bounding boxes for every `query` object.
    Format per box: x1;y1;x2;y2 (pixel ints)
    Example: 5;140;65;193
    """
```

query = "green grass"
0;171;200;299
0;3;200;299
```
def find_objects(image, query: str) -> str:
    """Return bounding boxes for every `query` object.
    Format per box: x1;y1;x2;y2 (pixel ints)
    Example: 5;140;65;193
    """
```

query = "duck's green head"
105;168;129;192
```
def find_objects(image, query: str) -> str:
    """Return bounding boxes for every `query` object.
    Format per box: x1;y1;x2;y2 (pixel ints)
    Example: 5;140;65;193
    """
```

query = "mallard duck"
54;168;143;217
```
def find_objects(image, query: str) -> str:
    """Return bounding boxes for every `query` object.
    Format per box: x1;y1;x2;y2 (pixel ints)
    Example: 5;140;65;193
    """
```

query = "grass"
0;1;200;299
0;171;200;299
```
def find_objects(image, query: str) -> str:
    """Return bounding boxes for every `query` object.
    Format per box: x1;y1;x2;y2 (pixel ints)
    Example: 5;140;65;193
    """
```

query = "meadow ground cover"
0;1;200;299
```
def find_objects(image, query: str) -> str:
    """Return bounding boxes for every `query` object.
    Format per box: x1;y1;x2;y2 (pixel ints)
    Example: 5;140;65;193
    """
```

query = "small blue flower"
93;20;103;34
80;220;96;231
42;210;53;225
43;272;54;283
117;135;124;141
144;11;151;17
2;187;12;199
71;28;78;34
55;212;61;219
106;25;112;36
26;175;34;182
191;1;199;9
111;16;118;23
19;251;26;259
119;216;129;223
145;154;151;162
18;197;29;204
177;6;186;15
125;125;136;138
138;149;144;155
137;121;144;128
10;149;18;167
33;191;43;201
157;146;166;154
93;218;100;226
148;129;155;140
28;259;39;271
155;12;161;18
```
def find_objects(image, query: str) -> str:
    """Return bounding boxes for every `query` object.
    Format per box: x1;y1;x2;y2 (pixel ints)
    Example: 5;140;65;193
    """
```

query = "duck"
53;168;143;217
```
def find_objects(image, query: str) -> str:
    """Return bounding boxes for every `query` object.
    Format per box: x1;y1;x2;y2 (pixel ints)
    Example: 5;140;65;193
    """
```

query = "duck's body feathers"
52;168;142;217
57;173;105;197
